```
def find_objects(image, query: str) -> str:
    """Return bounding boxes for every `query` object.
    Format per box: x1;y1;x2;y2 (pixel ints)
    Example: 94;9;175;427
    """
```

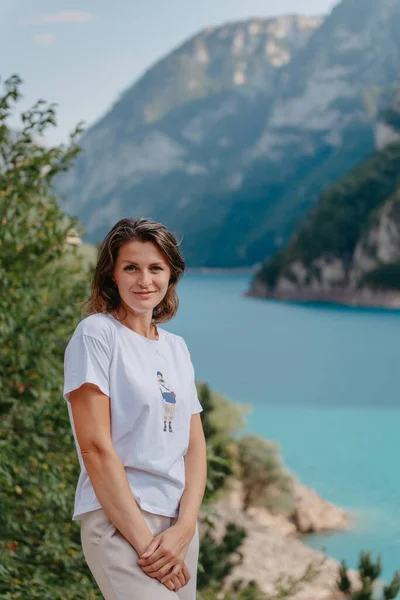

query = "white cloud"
21;12;96;25
33;32;56;44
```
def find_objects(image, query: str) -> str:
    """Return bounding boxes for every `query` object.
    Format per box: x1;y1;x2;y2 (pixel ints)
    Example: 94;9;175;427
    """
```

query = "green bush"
338;552;400;600
197;522;247;591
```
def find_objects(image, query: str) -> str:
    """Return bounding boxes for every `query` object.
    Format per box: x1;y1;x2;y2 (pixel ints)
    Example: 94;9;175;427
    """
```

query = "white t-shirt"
63;313;203;521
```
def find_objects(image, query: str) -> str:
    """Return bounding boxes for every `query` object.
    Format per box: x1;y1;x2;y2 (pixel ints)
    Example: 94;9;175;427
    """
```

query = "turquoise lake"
164;273;400;583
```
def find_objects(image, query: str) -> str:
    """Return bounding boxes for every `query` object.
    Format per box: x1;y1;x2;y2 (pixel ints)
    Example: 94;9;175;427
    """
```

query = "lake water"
163;273;400;583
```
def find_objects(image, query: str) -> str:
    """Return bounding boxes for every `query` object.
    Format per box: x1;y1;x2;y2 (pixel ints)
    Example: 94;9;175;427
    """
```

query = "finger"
139;545;165;566
141;557;173;575
176;569;186;587
140;537;161;560
163;579;175;591
143;563;176;582
171;575;181;592
182;563;191;583
142;556;171;574
161;562;181;584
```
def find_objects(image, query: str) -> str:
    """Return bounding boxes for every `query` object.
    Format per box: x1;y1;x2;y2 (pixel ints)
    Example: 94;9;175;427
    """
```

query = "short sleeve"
190;378;203;415
180;337;203;415
63;334;111;402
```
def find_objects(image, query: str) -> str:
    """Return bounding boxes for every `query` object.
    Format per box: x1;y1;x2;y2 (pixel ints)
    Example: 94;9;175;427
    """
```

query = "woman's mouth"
134;291;154;297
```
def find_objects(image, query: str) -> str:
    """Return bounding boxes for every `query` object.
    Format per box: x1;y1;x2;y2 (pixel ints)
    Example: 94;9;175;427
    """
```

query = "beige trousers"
80;506;199;600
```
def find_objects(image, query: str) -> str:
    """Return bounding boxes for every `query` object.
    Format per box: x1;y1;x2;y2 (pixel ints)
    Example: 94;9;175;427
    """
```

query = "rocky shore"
247;278;400;310
202;479;359;600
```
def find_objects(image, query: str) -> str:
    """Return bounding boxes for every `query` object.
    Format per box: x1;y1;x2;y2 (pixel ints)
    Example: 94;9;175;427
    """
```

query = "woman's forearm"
177;439;207;535
82;444;153;555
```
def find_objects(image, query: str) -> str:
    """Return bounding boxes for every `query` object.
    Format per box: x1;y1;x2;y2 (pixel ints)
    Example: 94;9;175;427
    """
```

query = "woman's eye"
124;265;163;272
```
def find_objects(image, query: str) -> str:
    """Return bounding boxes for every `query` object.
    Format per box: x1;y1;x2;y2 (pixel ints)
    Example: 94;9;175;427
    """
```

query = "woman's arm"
138;413;207;585
176;413;207;536
70;383;154;555
70;382;187;592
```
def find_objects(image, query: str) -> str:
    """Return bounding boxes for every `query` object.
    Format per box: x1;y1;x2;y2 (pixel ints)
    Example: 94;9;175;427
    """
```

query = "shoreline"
185;267;256;275
184;270;400;311
246;280;400;311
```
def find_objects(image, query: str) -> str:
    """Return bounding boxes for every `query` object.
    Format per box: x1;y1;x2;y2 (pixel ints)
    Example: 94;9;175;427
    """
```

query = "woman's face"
113;240;171;316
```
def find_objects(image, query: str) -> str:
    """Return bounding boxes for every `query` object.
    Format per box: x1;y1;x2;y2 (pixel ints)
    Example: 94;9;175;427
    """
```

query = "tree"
337;552;400;600
0;75;98;599
197;522;247;591
0;74;85;416
338;559;352;595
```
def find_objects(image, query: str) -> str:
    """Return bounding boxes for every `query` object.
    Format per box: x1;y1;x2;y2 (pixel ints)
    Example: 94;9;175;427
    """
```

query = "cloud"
21;12;96;25
33;32;56;44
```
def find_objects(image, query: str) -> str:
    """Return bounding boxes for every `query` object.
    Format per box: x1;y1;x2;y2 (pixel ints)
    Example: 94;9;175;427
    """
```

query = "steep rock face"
59;0;400;267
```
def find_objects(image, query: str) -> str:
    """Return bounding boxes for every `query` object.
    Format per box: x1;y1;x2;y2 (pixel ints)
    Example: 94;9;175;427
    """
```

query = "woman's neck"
112;310;159;340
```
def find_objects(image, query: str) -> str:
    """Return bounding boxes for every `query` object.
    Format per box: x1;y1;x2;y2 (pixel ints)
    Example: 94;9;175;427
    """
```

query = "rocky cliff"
58;0;400;268
204;478;357;600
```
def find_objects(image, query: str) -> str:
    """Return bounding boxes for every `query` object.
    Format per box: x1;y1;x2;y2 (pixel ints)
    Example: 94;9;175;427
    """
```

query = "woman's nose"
138;271;152;287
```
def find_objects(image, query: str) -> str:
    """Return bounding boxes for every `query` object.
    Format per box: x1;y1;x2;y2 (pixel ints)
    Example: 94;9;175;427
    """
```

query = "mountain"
57;14;320;266
58;0;400;267
248;88;400;308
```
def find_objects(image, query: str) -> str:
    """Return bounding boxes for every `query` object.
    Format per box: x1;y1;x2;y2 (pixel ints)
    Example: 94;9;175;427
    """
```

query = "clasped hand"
138;523;192;592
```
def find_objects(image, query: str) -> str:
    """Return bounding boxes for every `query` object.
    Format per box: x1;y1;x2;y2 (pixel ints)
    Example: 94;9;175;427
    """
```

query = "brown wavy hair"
84;218;185;323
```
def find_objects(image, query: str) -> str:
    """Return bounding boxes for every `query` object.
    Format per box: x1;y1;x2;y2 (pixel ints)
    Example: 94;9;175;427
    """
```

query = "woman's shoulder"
70;313;116;344
162;329;190;355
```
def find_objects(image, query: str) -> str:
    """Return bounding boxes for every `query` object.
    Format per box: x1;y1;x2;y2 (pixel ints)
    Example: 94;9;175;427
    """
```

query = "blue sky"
2;0;338;145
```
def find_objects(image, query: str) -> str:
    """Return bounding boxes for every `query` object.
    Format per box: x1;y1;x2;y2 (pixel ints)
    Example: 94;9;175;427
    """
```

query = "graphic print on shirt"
157;371;176;433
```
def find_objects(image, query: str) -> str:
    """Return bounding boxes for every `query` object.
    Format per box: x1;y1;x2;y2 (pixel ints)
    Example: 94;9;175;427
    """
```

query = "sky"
1;0;338;145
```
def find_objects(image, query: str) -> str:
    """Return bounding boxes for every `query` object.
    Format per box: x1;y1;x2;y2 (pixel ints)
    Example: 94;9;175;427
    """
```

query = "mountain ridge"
58;0;400;268
56;13;323;263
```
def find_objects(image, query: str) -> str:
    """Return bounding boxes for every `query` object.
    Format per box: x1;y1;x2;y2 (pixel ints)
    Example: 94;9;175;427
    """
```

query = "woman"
63;217;207;599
